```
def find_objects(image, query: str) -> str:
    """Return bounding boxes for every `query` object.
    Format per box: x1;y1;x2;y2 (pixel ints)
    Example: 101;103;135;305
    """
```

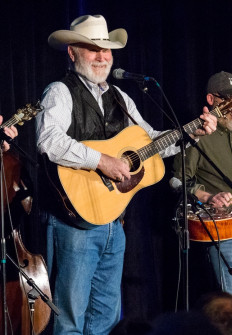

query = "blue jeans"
208;239;232;294
47;214;126;335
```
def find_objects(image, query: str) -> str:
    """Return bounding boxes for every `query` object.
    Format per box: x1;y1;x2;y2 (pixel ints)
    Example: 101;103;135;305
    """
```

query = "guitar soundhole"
122;150;141;172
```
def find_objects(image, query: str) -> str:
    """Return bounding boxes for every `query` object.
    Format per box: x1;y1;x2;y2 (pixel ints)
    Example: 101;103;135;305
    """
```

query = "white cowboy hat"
48;14;127;50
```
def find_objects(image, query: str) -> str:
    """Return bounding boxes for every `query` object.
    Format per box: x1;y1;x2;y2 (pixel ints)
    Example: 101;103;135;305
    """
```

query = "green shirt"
172;124;232;195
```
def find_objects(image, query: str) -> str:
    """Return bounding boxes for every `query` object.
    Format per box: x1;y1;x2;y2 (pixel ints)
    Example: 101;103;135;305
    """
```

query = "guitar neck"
138;107;218;162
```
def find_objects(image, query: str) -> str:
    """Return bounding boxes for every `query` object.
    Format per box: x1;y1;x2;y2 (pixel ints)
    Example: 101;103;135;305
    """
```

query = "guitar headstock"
213;99;232;118
16;101;43;126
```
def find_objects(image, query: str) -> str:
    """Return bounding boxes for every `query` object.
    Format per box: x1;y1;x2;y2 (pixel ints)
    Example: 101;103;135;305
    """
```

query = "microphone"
169;177;182;191
112;68;154;81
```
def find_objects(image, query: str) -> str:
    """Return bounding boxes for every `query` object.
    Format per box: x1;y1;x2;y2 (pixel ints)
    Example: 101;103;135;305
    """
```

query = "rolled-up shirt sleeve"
36;82;101;170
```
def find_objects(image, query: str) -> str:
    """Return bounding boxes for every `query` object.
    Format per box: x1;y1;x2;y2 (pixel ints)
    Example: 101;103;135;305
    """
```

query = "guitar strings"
120;102;228;172
121;117;205;167
0;116;19;129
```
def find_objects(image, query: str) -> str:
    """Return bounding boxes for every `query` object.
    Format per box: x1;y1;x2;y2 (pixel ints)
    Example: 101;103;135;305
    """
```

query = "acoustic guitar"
50;99;232;225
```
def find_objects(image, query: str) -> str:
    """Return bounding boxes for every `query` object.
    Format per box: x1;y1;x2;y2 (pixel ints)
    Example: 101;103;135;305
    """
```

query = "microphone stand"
0;132;58;335
6;253;60;315
1;146;7;335
178;136;190;311
137;78;191;311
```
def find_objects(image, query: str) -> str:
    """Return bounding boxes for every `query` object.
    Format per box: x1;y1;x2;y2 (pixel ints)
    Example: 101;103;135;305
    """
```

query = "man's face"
209;93;232;131
68;43;113;84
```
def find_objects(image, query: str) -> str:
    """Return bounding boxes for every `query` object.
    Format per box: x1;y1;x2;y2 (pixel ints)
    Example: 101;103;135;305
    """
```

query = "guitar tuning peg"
18;122;24;126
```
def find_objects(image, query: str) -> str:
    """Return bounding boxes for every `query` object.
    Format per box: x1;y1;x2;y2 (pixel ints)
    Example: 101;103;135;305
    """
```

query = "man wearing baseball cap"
207;71;232;98
36;15;217;334
171;71;232;305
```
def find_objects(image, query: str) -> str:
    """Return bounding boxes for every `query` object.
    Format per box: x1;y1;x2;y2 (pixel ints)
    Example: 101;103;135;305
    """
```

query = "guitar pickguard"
116;167;144;193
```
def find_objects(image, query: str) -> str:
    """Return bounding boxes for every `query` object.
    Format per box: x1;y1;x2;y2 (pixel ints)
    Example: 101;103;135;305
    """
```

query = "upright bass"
0;104;52;335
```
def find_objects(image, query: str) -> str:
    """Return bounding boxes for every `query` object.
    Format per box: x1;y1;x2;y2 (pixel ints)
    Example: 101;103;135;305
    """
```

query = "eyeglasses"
212;93;227;100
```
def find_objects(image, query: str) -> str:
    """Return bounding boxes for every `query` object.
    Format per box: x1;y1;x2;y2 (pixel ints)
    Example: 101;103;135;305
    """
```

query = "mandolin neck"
0;113;25;129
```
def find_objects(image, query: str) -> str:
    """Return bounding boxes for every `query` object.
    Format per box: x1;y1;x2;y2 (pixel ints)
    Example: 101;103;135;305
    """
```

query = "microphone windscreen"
169;177;182;190
112;68;125;79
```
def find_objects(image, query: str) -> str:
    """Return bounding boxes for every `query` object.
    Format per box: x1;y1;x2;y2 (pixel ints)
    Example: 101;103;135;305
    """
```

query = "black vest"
61;71;129;141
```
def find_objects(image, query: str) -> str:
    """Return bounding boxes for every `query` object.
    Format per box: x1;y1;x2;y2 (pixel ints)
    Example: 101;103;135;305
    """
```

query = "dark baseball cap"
207;71;232;96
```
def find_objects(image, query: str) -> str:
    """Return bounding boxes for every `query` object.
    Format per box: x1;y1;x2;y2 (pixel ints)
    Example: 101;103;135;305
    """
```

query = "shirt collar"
77;73;109;93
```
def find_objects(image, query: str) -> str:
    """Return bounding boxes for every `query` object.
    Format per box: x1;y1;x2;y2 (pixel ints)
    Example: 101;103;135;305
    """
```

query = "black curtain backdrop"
1;0;232;330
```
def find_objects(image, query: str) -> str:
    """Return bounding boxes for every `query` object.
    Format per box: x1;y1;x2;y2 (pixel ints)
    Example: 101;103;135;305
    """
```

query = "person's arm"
36;82;102;171
172;146;232;208
195;189;232;207
36;82;131;182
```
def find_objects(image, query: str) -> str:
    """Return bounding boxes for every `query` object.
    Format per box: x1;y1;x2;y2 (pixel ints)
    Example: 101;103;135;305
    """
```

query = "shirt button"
105;122;109;126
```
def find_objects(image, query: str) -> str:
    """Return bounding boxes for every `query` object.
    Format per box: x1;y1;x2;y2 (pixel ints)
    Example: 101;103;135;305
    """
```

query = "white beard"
74;50;113;84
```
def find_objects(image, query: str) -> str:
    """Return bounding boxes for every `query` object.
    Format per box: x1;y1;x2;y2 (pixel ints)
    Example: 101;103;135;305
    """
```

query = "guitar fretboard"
138;106;220;162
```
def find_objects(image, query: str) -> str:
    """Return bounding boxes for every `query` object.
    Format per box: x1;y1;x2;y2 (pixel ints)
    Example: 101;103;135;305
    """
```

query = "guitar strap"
112;87;138;126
